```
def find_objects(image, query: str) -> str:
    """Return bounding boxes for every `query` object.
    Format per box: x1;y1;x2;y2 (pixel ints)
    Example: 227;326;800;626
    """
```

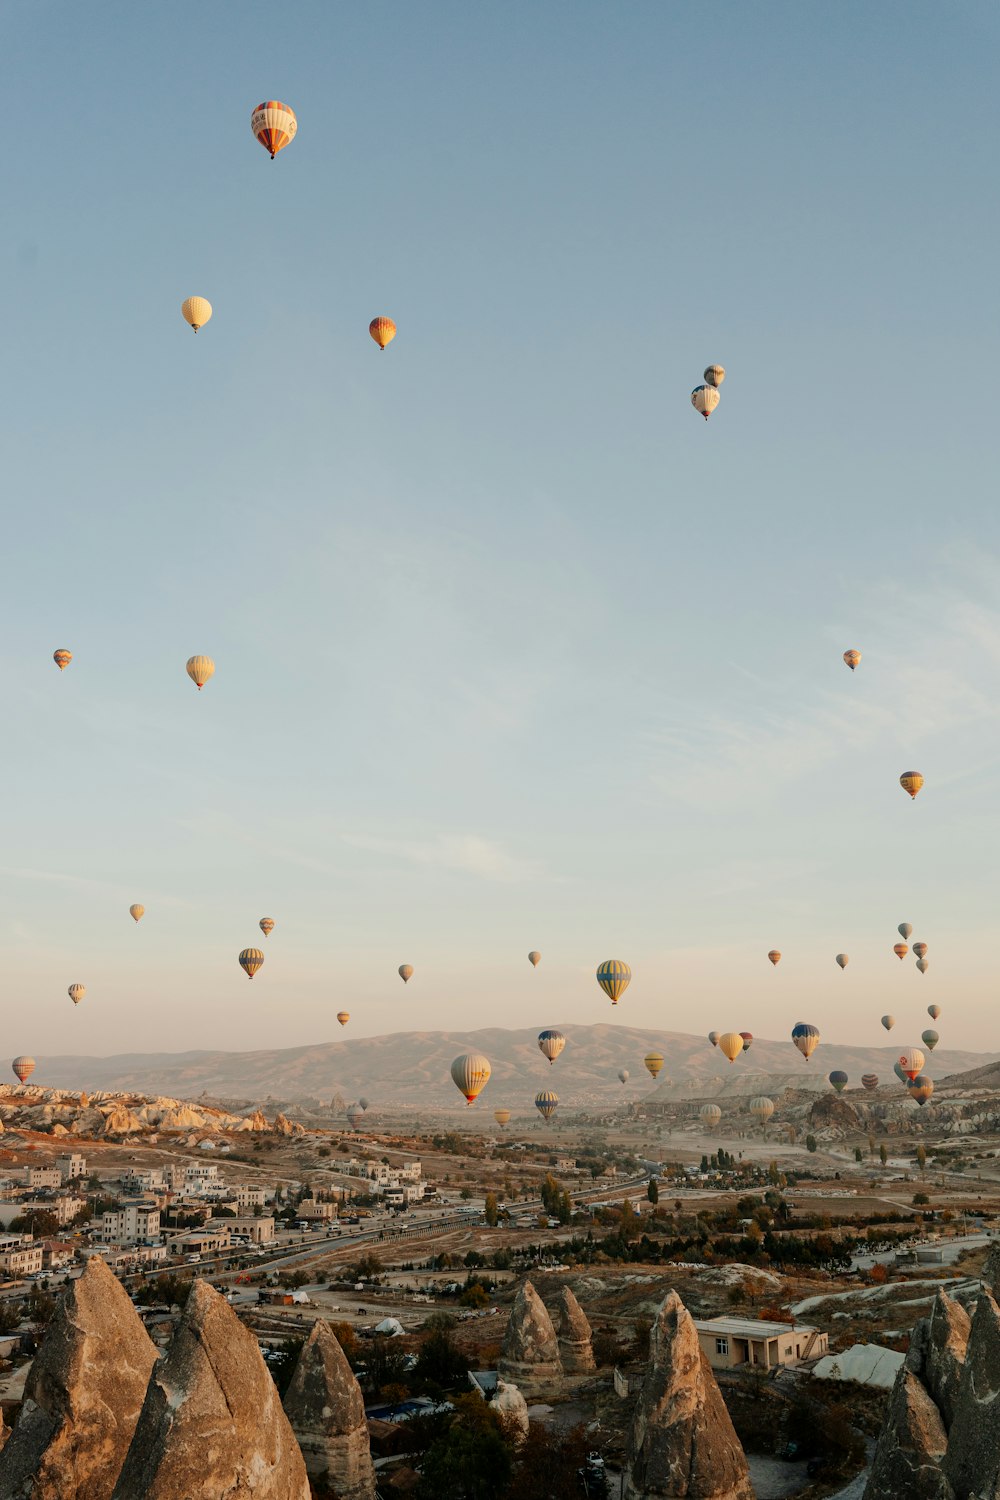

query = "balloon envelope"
739;1032;753;1052
596;959;631;1004
129;904;144;924
181;296;212;331
535;1089;559;1122
358;1097;370;1111
862;1073;879;1091
239;948;263;979
259;918;275;937
913;942;928;959
12;1056;35;1084
538;1029;566;1065
691;384;720;420
893;1060;907;1082
921;1030;939;1050
908;1074;934;1107
369;316;397;350
900;771;924;799
451;1053;491;1105
893;943;908;960
703;364;725;387
843;649;862;671
898;1047;925;1080
917;958;930;973
836;953;849;968
750;1096;774;1122
767;950;781;966
494;1109;511;1127
398;964;413;983
792;1023;820;1060
336;1012;349;1027
528;951;541;967
699;1104;722;1128
68;983;86;1005
881;1014;895;1031
829;1070;849;1093
53;649;72;671
186;655;214;690
251;100;297;157
346;1104;364;1132
898;923;913;940
708;1030;720;1047
717;1032;743;1062
927;1004;941;1020
617;1069;629;1085
644;1052;664;1079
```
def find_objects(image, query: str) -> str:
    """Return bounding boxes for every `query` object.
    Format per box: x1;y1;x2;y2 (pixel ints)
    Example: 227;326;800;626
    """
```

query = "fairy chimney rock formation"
555;1285;596;1374
626;1290;753;1500
0;1255;158;1499
112;1279;309;1499
941;1287;1000;1499
282;1320;375;1500
493;1379;530;1442
498;1279;563;1397
862;1368;951;1500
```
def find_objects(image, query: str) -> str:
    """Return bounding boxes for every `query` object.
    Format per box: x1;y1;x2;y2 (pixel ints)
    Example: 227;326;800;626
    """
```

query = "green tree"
917;1145;927;1175
805;1135;817;1154
267;1337;304;1397
417;1394;513;1500
854;1147;863;1163
506;1423;590;1500
647;1177;659;1205
879;1144;888;1167
483;1192;499;1227
415;1327;472;1390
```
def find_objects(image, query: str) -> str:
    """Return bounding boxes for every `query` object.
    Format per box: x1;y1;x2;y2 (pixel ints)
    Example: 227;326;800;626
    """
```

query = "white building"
22;1167;61;1191
102;1201;161;1246
236;1185;267;1211
209;1215;274;1244
122;1167;167;1194
58;1154;87;1181
0;1235;43;1277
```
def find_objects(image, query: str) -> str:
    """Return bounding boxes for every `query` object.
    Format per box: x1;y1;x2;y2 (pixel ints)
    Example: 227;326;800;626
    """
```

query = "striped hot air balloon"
251;100;297;158
68;984;86;1006
739;1032;753;1053
913;942;928;959
792;1023;820;1060
538;1029;566;1065
535;1089;559;1122
53;649;72;671
691;384;720;420
908;1075;934;1107
239;948;264;979
829;1070;849;1093
767;950;781;966
893;943;908;960
900;771;924;799
181;297;212;331
12;1056;35;1084
369;317;397;350
596;959;631;1004
862;1073;879;1091
494;1108;511;1128
259;918;275;937
451;1053;491;1105
703;364;725;388
644;1052;664;1079
337;1011;349;1027
186;656;214;690
699;1103;722;1129
750;1096;774;1123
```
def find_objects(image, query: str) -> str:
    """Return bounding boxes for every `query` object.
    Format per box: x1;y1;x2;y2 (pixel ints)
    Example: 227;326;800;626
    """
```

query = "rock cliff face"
498;1279;563;1397
625;1291;753;1500
0;1257;158;1499
112;1279;309;1499
555;1285;596;1374
283;1321;375;1500
492;1379;530;1442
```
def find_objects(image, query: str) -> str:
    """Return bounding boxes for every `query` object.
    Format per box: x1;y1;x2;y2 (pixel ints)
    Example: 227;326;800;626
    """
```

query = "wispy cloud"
341;832;538;883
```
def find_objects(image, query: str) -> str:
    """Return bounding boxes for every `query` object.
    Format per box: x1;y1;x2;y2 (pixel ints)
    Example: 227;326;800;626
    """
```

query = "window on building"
715;1337;729;1356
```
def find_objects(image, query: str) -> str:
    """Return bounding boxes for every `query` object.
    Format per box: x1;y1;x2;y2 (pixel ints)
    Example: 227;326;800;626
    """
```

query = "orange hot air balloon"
259;918;275;938
12;1056;35;1084
898;1046;925;1081
369;317;397;351
893;943;908;960
129;904;144;924
239;947;264;979
337;1011;349;1027
251;100;297;158
900;771;924;799
843;649;862;671
767;949;781;966
528;951;541;968
717;1032;743;1063
53;649;72;671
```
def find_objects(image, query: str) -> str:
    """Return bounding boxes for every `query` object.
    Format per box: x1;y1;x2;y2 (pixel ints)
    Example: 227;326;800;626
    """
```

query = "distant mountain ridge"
26;1024;999;1110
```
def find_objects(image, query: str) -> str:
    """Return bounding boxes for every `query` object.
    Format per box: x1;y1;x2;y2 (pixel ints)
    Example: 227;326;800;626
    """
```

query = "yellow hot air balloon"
596;959;631;1004
337;1011;349;1027
644;1052;664;1079
528;951;541;968
181;297;212;332
900;771;924;799
843;649;862;671
691;384;720;421
68;983;85;1006
398;964;413;983
792;1022;820;1060
494;1108;511;1128
703;364;725;388
129;904;144;924
251;100;297;158
836;953;849;969
538;1029;566;1064
12;1056;35;1084
450;1052;491;1105
369;317;397;351
239;947;264;979
259;918;275;937
534;1089;559;1123
718;1032;743;1063
893;943;908;960
53;649;72;671
767;949;781;966
186;656;215;690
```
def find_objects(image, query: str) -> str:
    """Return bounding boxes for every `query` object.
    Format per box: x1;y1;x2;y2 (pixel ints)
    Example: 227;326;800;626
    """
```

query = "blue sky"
2;1;999;1058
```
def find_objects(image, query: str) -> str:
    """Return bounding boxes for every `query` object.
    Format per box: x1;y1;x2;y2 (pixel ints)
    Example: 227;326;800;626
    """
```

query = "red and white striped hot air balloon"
251;100;297;159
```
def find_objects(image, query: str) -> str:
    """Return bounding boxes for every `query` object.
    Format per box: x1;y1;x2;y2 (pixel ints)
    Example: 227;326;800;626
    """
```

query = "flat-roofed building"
58;1154;87;1181
209;1215;274;1244
102;1200;160;1246
694;1317;827;1371
0;1235;43;1277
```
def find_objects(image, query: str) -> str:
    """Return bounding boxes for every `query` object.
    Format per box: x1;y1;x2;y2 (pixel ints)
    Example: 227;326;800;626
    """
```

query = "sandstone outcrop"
863;1368;951;1500
554;1285;595;1374
498;1279;563;1397
235;1109;269;1132
941;1289;1000;1498
283;1320;375;1500
0;1257;158;1499
273;1111;305;1136
492;1379;529;1442
112;1279;309;1499
626;1290;753;1500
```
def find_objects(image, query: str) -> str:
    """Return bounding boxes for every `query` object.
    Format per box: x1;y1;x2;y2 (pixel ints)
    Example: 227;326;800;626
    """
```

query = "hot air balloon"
346;1103;364;1132
750;1096;774;1123
644;1052;664;1080
893;1060;907;1083
259;918;275;937
451;1053;491;1106
53;649;72;671
862;1073;879;1091
618;1069;630;1085
528;951;541;968
836;953;849;969
239;948;263;979
893;943;908;960
703;364;725;388
767;950;781;966
12;1056;34;1084
359;1097;370;1110
792;1023;820;1060
68;984;85;1006
181;297;212;332
398;964;413;983
913;942;928;960
538;1029;566;1065
699;1103;722;1129
908;1075;934;1107
129;904;144;924
691;384;720;421
843;649;862;671
921;1030;939;1051
494;1108;511;1128
708;1031;720;1047
739;1032;753;1053
186;656;215;690
900;771;924;800
898;923;912;940
337;1011;349;1027
535;1089;559;1122
251;100;297;158
881;1014;895;1031
917;958;929;973
898;1047;925;1081
369;317;397;351
829;1070;849;1093
596;959;630;1004
718;1032;743;1063
928;1004;941;1020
